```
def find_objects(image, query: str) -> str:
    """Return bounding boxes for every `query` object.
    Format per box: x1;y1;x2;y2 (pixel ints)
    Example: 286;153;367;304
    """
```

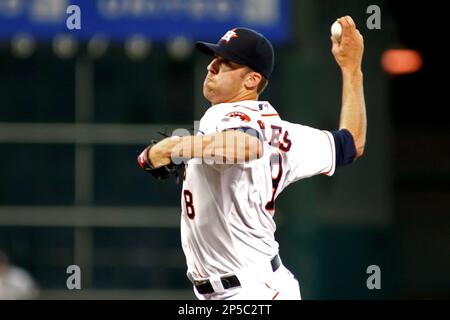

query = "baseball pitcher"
138;16;366;300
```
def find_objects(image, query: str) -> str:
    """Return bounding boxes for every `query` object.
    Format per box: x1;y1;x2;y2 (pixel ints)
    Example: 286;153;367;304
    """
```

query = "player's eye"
213;55;234;69
223;59;234;68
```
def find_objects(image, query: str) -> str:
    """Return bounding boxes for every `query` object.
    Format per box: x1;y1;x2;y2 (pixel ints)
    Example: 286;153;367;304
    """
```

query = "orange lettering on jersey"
279;131;292;152
226;111;251;122
221;29;238;43
269;125;291;152
257;120;267;141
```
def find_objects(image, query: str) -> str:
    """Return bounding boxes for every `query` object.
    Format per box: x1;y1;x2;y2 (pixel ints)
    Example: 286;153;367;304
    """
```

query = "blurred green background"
1;0;449;299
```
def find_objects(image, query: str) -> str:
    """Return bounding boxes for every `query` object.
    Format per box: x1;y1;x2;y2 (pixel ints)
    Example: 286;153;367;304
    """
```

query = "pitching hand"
331;16;364;73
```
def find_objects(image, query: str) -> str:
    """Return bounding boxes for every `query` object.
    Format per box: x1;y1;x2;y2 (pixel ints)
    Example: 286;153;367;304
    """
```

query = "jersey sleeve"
215;106;263;139
284;123;336;184
199;105;264;171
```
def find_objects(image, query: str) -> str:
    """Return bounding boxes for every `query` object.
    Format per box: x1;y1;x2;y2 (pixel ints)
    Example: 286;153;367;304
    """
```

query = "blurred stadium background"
0;0;448;299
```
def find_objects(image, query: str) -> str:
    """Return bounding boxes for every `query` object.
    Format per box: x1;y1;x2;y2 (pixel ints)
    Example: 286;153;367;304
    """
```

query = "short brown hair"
257;76;268;95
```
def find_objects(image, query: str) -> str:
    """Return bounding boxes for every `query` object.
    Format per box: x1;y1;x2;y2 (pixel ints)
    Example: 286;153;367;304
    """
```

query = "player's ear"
244;71;262;92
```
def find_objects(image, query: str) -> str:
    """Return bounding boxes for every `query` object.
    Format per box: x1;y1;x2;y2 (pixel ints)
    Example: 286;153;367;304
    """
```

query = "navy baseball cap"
196;27;275;79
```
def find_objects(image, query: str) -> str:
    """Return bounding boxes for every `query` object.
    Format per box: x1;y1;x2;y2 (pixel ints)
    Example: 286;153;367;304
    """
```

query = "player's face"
203;55;248;105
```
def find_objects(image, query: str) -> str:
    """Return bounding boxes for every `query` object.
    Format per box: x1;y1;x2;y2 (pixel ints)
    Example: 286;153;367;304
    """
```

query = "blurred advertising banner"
0;0;291;43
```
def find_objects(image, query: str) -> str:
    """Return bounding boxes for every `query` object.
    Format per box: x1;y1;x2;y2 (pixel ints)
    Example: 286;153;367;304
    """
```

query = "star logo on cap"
221;29;238;43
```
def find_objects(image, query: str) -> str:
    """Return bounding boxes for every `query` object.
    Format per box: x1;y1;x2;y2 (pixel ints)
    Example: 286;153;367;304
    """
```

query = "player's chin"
203;86;215;102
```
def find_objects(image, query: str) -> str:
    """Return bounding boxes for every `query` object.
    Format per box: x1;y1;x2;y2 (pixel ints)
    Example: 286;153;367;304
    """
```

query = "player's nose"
207;58;219;74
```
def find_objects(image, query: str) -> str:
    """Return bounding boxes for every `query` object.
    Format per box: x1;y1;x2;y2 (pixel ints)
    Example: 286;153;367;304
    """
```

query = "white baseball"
331;21;342;41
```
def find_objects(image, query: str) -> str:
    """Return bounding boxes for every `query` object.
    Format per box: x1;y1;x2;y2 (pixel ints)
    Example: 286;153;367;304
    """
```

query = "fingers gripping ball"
331;21;342;41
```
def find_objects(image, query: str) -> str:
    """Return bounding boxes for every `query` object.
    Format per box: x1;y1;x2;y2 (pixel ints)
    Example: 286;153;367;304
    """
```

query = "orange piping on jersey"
261;114;279;117
233;105;259;112
272;291;280;300
322;131;335;175
232;105;279;116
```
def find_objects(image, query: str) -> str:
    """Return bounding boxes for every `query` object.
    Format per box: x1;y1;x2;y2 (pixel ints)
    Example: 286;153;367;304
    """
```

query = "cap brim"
195;41;218;56
195;41;244;65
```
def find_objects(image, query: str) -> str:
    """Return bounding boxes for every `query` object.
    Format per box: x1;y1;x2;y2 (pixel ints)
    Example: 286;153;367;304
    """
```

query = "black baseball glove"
137;132;184;183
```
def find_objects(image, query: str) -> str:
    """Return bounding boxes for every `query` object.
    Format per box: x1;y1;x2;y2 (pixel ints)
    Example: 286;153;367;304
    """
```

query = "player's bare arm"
147;136;182;168
331;16;367;159
149;131;262;168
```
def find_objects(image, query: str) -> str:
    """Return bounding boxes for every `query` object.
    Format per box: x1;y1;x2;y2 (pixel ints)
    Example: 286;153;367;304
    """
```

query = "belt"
193;254;282;295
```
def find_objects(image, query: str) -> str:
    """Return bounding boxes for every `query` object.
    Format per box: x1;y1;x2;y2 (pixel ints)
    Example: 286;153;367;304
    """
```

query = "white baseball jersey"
181;100;335;281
